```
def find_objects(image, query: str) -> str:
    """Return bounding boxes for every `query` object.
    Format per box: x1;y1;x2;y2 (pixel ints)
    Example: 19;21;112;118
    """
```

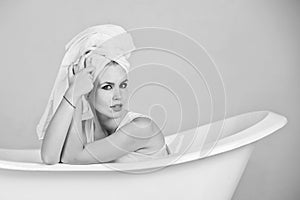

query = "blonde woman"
38;25;170;165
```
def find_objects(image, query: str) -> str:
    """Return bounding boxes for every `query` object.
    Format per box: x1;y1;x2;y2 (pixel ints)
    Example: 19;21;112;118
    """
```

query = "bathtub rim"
0;110;288;172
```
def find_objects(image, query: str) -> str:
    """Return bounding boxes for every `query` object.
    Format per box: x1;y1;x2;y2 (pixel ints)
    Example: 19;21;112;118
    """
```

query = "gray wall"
0;0;299;199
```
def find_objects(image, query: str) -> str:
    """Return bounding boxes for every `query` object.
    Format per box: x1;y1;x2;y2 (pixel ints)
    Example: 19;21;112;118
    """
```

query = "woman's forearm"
60;99;86;163
41;85;81;164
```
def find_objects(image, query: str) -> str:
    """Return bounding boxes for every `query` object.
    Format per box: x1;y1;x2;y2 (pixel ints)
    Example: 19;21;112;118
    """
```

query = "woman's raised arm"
41;65;96;165
60;96;86;163
41;85;81;165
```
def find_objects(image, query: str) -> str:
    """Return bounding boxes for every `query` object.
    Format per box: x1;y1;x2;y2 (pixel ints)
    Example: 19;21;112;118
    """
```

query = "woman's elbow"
40;149;60;165
40;142;61;165
41;155;59;165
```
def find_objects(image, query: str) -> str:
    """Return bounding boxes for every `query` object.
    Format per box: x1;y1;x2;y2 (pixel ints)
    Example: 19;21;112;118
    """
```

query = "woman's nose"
113;88;121;100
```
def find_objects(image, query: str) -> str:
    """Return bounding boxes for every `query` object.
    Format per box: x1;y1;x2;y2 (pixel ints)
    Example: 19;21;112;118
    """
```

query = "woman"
38;24;170;165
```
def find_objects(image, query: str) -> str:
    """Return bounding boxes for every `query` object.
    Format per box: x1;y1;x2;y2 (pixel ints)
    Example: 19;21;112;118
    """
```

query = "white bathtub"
0;110;287;200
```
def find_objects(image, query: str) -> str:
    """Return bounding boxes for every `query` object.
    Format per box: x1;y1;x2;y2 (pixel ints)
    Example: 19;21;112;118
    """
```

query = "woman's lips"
110;104;122;112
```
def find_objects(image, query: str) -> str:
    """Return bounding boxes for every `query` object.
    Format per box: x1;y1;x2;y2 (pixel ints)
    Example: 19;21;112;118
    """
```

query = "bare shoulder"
115;115;165;145
114;116;165;152
130;117;164;140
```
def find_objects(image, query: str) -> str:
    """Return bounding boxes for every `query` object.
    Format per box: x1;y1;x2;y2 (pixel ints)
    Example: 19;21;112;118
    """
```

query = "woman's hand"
66;65;96;103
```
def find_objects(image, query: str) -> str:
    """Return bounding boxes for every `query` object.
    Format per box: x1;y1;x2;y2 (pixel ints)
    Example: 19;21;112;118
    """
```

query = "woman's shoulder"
118;111;156;137
129;112;154;129
129;112;166;152
128;111;165;141
127;111;151;120
118;111;166;153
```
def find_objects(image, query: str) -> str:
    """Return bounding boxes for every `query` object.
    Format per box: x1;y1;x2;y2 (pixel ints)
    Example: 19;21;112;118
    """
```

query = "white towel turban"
36;24;135;140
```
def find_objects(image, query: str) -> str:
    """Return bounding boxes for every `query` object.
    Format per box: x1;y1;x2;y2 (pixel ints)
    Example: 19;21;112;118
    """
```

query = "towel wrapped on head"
36;24;135;141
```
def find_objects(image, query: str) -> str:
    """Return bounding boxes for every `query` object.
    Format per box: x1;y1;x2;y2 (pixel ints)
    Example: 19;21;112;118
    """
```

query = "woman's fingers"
83;65;96;73
78;65;96;80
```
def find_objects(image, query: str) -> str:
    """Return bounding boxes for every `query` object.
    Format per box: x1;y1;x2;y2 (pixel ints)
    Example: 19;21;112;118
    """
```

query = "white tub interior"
165;110;270;155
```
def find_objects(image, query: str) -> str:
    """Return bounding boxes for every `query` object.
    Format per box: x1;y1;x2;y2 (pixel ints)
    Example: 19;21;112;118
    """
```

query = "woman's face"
91;63;129;119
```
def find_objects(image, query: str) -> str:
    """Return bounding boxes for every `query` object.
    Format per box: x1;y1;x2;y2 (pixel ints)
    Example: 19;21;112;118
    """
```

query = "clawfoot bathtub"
0;111;287;200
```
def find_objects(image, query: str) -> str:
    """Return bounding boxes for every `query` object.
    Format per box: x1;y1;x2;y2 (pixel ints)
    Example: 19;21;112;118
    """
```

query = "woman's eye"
102;85;112;90
101;83;127;90
121;83;128;88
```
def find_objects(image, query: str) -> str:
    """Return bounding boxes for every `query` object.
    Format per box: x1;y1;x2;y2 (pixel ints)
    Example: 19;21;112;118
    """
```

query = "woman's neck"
96;109;129;135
